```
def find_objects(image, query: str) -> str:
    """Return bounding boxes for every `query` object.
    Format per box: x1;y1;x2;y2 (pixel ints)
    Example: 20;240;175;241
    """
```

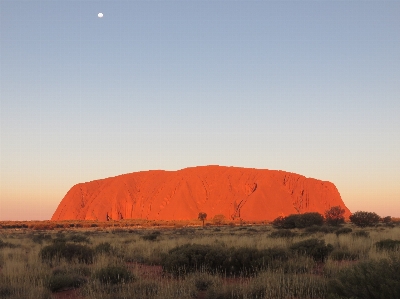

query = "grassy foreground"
0;222;399;299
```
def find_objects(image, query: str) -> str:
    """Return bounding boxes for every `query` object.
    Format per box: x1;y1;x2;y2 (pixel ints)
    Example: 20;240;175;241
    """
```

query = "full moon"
98;13;103;18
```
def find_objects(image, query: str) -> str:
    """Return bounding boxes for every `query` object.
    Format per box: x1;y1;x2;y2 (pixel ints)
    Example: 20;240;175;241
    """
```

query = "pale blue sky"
1;1;399;220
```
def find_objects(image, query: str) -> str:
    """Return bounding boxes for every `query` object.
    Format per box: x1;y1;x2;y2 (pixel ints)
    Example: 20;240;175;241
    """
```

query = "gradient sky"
1;1;399;221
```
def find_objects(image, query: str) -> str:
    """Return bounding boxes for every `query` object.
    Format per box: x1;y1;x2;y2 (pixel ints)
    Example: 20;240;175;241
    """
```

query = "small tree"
325;206;346;226
213;214;226;226
198;212;207;228
350;211;380;227
382;216;392;224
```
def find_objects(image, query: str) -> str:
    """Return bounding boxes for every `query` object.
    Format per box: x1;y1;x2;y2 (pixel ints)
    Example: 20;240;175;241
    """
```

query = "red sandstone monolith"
51;166;351;221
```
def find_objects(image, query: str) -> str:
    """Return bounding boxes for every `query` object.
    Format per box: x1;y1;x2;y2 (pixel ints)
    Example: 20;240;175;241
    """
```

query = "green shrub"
95;242;113;254
161;244;216;275
142;231;160;241
335;227;352;236
46;273;86;292
194;276;214;291
52;234;67;244
269;229;297;238
161;244;288;276
51;267;67;276
295;212;325;228
56;231;66;236
95;265;133;284
290;238;333;262
328;257;400;299
272;212;324;229
272;214;299;229
304;225;337;234
0;286;12;297
350;211;381;227
375;239;400;252
68;234;90;243
32;233;52;244
0;239;17;249
224;247;287;276
271;216;286;228
40;242;94;264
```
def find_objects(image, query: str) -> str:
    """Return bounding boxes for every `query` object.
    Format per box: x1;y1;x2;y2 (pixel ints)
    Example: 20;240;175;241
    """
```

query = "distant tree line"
271;206;392;229
197;207;393;228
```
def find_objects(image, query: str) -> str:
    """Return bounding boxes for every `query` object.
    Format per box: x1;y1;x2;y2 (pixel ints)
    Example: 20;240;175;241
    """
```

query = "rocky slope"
51;165;350;221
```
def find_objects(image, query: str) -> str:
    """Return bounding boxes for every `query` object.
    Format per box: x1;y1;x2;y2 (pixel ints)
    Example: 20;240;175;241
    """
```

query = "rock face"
51;166;351;221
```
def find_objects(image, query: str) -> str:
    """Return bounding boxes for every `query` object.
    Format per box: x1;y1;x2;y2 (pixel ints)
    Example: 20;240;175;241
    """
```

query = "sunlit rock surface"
51;165;350;221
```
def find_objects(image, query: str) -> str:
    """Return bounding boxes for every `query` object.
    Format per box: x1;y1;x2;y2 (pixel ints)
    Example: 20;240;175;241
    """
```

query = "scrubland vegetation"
1;213;399;299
